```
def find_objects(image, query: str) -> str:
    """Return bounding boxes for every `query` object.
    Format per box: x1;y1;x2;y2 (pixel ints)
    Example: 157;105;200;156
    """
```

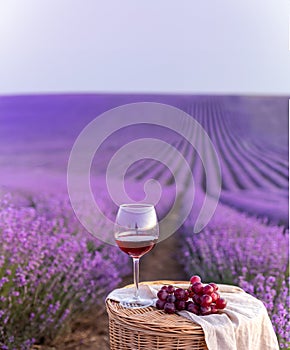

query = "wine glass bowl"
115;203;159;308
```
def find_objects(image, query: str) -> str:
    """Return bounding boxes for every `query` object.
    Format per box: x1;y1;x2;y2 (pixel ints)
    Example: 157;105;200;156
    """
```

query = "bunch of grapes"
156;275;227;315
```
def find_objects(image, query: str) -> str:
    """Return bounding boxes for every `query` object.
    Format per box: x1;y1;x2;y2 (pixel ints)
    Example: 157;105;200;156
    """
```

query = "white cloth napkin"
107;283;279;350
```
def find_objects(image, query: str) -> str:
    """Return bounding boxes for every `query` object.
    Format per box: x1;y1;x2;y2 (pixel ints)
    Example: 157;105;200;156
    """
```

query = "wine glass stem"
133;257;140;299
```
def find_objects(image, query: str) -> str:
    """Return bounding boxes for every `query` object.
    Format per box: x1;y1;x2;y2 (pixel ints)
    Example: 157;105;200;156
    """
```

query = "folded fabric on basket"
107;283;279;350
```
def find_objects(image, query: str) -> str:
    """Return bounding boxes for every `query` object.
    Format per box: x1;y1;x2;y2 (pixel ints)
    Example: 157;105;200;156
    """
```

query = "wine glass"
115;203;159;308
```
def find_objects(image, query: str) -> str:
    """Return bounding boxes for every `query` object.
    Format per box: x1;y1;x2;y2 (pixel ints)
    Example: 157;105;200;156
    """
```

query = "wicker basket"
106;280;208;350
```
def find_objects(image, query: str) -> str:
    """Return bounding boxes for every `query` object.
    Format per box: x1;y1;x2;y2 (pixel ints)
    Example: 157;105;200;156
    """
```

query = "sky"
0;0;289;95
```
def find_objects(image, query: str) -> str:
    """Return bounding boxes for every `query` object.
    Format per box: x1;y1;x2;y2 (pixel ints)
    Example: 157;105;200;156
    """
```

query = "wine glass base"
120;298;153;309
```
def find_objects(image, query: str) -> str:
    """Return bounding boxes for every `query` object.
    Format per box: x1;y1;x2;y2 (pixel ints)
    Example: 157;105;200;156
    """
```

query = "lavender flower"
0;195;129;349
179;204;289;349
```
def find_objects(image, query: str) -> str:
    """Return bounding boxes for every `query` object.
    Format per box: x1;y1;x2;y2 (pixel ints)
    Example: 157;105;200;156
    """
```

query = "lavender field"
0;94;289;349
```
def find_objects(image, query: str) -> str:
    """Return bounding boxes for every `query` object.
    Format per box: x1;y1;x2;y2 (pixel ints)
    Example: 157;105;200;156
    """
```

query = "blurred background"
0;1;289;350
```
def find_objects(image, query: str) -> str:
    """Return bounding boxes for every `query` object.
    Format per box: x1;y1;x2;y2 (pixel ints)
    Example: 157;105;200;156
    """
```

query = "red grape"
175;300;186;311
211;292;219;303
157;290;168;301
200;294;213;306
183;289;189;301
185;301;194;309
156;277;227;317
174;288;186;300
190;275;201;285
191;282;204;295
193;294;201;305
203;284;214;295
209;283;218;292
216;298;227;309
187;303;199;314
156;299;166;310
211;305;218;314
200;306;211;315
167;294;176;303
164;302;176;314
167;285;175;294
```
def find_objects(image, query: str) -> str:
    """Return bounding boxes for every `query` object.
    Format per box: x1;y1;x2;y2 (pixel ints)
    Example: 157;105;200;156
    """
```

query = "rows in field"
0;94;287;225
195;98;288;225
125;96;288;225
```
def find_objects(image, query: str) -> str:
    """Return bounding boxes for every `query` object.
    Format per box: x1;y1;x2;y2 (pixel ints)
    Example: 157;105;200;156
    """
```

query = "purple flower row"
0;194;129;349
179;204;289;349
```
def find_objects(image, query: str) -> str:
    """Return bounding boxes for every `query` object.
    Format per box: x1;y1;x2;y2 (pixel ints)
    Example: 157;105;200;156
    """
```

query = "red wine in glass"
115;204;159;308
116;233;157;258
